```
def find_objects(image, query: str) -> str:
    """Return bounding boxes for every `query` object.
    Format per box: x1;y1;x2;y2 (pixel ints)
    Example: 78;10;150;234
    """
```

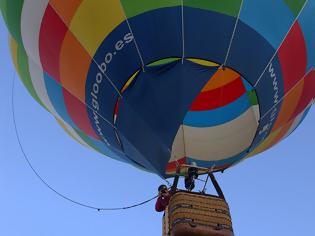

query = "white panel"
28;57;90;149
57;119;91;149
252;105;260;122
20;1;92;151
21;0;49;65
28;58;55;111
182;107;258;161
170;125;186;161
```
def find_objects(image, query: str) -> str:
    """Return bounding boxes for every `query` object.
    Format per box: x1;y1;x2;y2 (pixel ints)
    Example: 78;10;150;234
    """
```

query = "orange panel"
268;120;294;148
59;30;91;102
49;0;83;26
247;118;294;158
272;80;304;131
202;67;240;92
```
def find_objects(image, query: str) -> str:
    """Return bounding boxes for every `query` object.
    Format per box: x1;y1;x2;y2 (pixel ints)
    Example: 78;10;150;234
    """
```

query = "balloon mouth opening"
113;57;260;176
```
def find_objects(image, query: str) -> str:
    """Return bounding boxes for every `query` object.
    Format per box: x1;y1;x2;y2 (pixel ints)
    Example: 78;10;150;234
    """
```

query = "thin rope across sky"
11;71;158;211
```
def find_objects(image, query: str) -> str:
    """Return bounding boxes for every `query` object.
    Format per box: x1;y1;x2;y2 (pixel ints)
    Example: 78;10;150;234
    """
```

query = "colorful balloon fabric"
1;1;315;177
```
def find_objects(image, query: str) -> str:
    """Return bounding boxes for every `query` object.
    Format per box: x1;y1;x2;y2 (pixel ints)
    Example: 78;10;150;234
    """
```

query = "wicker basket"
163;191;233;236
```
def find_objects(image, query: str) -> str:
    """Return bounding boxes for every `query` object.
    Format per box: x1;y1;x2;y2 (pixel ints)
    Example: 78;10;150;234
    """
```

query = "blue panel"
250;101;283;151
254;56;284;115
183;94;251;127
240;0;294;48
86;23;138;152
116;60;219;176
86;59;120;122
184;7;235;63
250;55;284;149
91;21;142;90
298;1;315;70
242;77;253;91
86;106;122;151
85;62;123;151
43;73;77;130
118;132;163;176
225;20;276;85
128;7;182;64
82;5;297;175
75;128;131;164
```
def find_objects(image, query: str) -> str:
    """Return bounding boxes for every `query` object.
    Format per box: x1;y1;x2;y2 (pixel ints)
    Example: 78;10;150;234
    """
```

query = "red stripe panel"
278;22;307;93
39;5;68;82
114;98;121;116
166;158;186;173
291;70;315;118
190;77;246;111
166;159;232;174
62;88;99;140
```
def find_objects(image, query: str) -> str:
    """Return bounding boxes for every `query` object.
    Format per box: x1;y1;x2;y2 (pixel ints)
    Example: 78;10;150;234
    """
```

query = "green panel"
17;44;45;107
184;0;242;17
147;57;180;67
247;90;258;106
74;129;105;155
120;0;241;18
0;0;5;10
120;0;181;18
1;0;24;44
284;0;307;17
0;0;8;24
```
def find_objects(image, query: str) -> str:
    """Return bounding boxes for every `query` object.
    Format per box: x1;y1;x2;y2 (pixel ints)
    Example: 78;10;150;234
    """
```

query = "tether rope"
10;72;158;211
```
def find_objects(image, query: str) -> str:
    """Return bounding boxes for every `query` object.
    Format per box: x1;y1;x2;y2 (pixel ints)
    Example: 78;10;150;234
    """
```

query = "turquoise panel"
298;1;315;70
240;0;295;48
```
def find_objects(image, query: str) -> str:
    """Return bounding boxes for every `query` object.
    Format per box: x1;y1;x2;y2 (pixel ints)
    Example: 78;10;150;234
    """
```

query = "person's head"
158;184;168;194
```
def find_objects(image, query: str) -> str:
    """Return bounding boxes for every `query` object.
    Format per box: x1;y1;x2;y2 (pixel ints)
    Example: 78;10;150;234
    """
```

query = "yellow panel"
56;117;94;151
56;117;82;144
187;58;219;67
246;128;282;157
69;0;125;56
275;120;294;143
9;37;19;71
122;70;140;92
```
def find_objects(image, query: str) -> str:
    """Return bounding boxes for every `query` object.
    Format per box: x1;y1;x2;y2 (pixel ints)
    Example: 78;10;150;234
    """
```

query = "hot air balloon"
2;0;315;235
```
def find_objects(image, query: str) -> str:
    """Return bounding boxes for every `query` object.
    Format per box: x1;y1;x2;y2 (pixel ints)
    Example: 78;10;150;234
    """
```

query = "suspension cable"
223;0;244;67
10;72;158;211
201;174;210;193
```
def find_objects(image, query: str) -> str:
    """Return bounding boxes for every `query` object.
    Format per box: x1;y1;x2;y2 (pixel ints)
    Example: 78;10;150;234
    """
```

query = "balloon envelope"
1;0;315;177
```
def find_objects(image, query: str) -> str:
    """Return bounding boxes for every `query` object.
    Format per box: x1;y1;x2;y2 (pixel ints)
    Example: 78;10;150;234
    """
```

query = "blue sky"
1;16;315;236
